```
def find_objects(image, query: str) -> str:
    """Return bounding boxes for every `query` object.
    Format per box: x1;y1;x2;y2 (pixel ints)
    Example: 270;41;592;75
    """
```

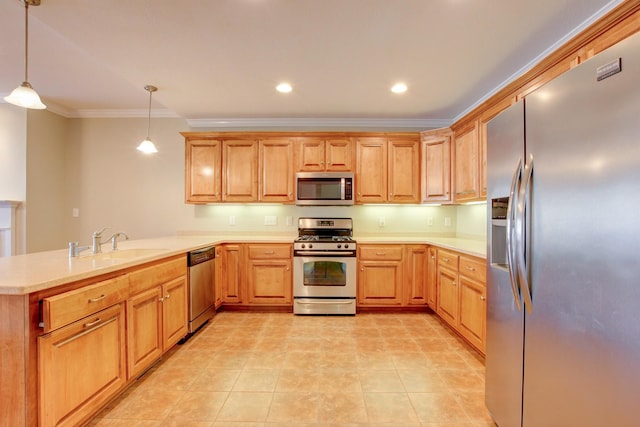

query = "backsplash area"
183;203;487;240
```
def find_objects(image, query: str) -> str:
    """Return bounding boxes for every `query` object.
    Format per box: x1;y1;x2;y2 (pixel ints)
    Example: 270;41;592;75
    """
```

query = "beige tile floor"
89;311;496;427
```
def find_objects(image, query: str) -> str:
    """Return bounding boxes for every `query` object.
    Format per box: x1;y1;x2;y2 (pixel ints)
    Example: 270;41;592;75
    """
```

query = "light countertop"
0;233;485;296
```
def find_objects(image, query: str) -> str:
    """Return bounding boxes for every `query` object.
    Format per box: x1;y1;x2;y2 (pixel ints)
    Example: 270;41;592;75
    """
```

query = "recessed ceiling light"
276;83;293;93
391;83;408;94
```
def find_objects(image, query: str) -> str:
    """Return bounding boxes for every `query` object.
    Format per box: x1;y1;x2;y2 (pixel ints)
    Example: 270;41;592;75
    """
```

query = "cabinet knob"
452;282;457;286
431;256;436;260
159;297;165;302
320;161;324;164
466;266;476;271
361;267;364;271
165;294;171;299
480;295;486;301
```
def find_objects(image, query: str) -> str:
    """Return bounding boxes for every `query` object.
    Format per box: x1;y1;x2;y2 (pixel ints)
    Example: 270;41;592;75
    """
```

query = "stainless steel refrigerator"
486;31;640;427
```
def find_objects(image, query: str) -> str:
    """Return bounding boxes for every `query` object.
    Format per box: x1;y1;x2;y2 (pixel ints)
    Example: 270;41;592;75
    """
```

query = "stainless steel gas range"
293;218;356;315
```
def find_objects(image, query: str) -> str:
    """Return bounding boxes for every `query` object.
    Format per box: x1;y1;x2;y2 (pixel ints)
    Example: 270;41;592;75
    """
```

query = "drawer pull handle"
84;318;101;328
88;294;106;303
466;266;476;271
375;252;386;256
443;258;450;262
264;251;275;255
452;282;457;286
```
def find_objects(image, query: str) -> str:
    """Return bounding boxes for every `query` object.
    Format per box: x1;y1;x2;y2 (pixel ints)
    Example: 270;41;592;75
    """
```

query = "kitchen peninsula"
0;233;484;427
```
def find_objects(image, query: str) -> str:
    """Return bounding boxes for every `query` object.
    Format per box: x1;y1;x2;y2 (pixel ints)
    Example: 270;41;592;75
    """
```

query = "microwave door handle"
340;178;345;200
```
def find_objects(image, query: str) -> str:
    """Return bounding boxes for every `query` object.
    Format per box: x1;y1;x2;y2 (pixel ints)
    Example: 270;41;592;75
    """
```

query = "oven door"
293;255;356;298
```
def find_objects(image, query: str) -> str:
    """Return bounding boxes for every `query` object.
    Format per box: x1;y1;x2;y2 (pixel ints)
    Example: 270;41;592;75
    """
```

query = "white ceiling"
0;0;624;127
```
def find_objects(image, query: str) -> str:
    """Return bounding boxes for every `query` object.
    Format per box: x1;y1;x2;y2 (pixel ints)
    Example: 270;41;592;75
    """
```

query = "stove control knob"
345;244;349;249
301;244;306;249
309;244;313;249
337;244;342;249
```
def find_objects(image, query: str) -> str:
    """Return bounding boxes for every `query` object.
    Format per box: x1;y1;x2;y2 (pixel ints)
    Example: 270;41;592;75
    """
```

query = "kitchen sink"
81;248;168;260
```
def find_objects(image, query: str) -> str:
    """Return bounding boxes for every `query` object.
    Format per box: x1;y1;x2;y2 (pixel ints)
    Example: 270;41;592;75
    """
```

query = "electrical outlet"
379;217;386;227
229;216;236;226
72;208;79;218
286;216;293;226
444;217;451;227
427;217;433;226
264;215;277;226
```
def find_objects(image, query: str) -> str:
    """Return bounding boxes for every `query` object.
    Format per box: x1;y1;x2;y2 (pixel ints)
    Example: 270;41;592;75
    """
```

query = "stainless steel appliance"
187;246;216;334
486;32;640;427
295;172;354;206
293;217;356;314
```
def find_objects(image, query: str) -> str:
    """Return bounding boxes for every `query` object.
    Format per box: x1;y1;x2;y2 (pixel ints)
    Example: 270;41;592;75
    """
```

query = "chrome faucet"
68;241;90;258
108;232;129;250
91;227;110;254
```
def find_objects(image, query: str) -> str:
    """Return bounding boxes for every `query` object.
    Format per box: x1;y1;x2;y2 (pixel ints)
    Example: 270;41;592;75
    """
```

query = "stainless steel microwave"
295;172;354;206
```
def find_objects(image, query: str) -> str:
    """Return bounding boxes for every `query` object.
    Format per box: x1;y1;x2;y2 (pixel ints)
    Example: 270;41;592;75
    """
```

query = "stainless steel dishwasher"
187;246;216;334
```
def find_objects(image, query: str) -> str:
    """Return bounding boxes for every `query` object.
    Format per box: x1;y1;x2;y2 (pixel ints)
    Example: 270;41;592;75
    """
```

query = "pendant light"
4;0;46;110
136;85;158;154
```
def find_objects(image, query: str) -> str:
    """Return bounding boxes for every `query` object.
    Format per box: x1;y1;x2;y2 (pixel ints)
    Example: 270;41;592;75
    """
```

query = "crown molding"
186;117;451;130
69;108;181;118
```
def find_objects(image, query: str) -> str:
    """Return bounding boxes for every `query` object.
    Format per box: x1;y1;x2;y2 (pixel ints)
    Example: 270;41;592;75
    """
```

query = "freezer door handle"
506;158;523;311
516;154;534;313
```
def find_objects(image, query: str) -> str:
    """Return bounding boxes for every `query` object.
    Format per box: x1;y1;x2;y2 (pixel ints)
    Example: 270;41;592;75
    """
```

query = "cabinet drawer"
437;249;459;269
42;275;129;332
247;244;291;259
129;256;187;295
459;256;486;282
359;245;403;261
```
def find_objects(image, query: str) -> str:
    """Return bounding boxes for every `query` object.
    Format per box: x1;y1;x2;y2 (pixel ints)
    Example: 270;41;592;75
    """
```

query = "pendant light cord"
24;1;29;82
146;89;152;140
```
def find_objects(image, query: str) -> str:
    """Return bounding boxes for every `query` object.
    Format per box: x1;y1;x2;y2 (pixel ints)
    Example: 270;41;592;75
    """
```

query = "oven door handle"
294;251;355;256
295;300;355;305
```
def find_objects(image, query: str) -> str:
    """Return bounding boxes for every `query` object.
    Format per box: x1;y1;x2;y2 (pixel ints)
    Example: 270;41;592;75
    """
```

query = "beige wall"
15;115;486;250
26;109;68;252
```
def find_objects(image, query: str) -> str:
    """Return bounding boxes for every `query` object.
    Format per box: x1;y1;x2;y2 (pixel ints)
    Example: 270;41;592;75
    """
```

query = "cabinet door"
325;138;353;171
357;261;403;306
388;138;420;203
296;137;325;171
355;137;387;203
246;259;292;305
436;265;459;327
222;244;243;304
454;122;480;202
127;287;163;379
259;139;294;202
162;277;188;349
39;304;126;427
426;247;438;309
459;275;486;353
185;139;222;203
405;245;428;305
222;140;258;202
422;136;451;202
479;121;488;198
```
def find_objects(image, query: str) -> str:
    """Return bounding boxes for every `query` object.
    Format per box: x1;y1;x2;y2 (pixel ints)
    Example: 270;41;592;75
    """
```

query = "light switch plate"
229;216;236;226
264;215;277;226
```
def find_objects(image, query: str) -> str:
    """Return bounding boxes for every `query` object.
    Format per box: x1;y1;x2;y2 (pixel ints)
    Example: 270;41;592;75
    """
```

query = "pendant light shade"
4;0;46;110
137;85;158;154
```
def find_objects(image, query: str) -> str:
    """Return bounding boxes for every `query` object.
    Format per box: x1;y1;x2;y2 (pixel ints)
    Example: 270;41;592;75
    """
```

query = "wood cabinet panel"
259;139;294;202
426;246;438;309
454;123;480;202
246;259;292;305
388;138;420;203
185;139;222;203
128;257;186;295
297;137;325;171
355;137;387;203
405;245;428;305
459;274;486;352
247;244;292;259
359;245;404;261
436;265;459;327
297;138;353;171
421;130;452;203
221;244;243;304
325;138;353;171
126;287;162;378
358;261;403;306
223;140;258;202
38;304;126;427
41;275;129;332
162;277;188;349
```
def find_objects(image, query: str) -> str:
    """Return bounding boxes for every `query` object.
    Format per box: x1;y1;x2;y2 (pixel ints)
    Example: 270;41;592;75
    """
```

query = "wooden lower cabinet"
246;244;292;305
127;276;188;379
221;244;243;304
404;245;429;305
38;303;127;427
426;246;438;309
435;248;487;354
357;245;404;307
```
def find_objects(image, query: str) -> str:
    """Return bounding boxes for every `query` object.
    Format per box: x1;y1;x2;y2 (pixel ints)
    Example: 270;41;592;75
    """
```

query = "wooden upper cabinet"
222;140;258;202
355;134;420;204
421;129;452;203
185;139;222;203
453;121;481;202
296;137;353;171
259;139;294;202
355;137;388;203
388;137;420;203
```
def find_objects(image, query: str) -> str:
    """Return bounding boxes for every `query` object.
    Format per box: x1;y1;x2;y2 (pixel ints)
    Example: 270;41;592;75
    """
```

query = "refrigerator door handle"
516;153;534;313
506;158;523;311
